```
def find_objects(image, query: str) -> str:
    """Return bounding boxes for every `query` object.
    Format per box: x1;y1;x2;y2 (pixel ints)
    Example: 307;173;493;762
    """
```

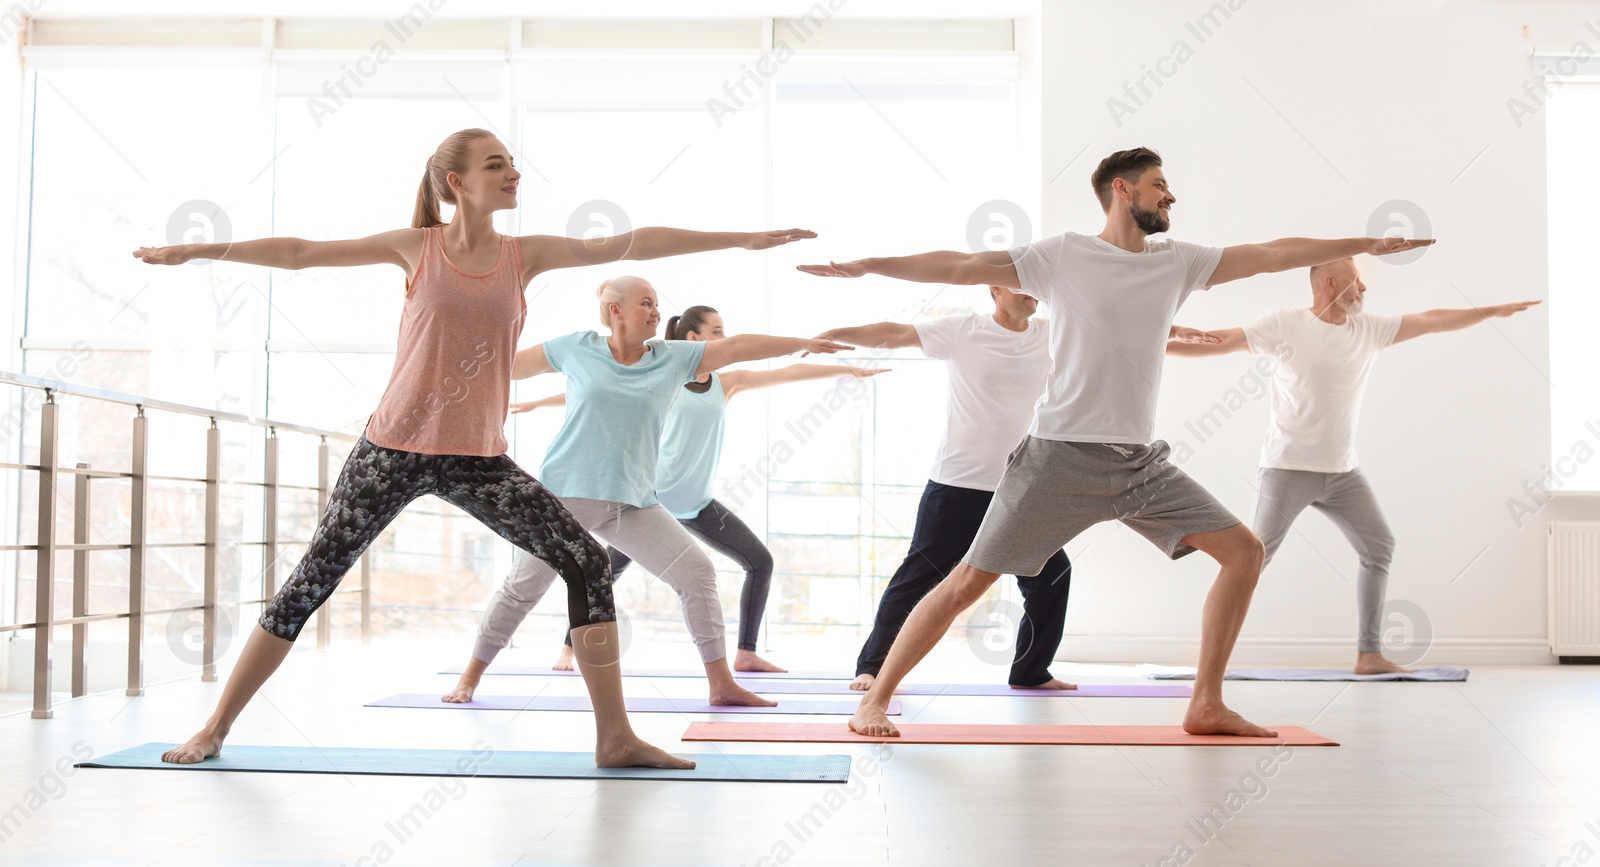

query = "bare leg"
1353;651;1413;675
1181;525;1278;738
571;622;695;769
848;673;875;691
705;657;776;707
733;649;786;673
849;564;999;736
552;644;576;671
161;625;293;764
442;656;487;703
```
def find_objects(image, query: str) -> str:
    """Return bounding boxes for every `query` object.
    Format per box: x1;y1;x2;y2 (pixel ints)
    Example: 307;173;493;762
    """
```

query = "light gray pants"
1252;467;1395;653
473;497;727;665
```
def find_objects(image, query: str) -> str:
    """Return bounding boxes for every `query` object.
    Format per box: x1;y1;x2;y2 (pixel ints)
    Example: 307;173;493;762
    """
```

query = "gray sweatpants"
473;497;727;665
1251;467;1395;653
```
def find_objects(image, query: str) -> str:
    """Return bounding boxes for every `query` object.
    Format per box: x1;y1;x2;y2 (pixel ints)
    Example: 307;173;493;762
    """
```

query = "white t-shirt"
1242;308;1403;473
1009;232;1223;443
914;313;1052;492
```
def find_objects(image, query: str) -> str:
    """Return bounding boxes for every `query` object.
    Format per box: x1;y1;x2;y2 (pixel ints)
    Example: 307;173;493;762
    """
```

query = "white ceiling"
24;0;1042;21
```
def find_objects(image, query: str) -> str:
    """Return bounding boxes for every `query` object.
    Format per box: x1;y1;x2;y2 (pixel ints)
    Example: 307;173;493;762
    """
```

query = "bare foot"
708;682;778;707
848;702;899;737
551;645;575;672
849;673;876;692
441;674;480;704
595;736;697;770
733;649;787;672
161;728;225;764
1354;652;1413;675
1182;697;1278;738
1012;678;1078;690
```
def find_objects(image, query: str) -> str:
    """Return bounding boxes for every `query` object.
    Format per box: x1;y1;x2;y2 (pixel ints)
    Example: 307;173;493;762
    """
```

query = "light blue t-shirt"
538;331;707;507
656;374;727;520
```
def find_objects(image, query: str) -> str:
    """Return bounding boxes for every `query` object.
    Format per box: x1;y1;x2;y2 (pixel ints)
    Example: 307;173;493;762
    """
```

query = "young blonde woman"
512;304;885;675
442;282;853;706
133;128;815;769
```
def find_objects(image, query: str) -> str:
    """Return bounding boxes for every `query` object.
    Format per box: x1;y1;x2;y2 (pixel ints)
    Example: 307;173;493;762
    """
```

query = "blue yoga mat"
1144;665;1469;682
77;743;852;783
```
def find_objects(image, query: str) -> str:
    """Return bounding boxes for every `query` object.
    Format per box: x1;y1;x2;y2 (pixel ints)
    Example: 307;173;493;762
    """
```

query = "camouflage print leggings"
260;436;614;641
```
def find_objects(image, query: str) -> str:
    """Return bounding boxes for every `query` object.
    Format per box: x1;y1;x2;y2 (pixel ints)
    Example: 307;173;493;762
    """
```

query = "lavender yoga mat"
1144;665;1469;682
441;666;854;680
367;693;902;715
737;681;1191;698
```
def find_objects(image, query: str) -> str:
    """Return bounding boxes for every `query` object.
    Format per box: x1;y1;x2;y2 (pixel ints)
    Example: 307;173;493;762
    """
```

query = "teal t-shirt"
656;374;727;520
538;331;708;507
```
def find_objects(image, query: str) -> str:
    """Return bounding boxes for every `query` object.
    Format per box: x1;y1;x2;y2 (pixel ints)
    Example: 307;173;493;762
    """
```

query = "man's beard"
1131;202;1170;234
1339;293;1364;314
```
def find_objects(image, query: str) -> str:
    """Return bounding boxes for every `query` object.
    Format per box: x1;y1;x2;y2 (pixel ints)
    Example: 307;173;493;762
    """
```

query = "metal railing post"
70;462;90;697
314;436;331;649
126;407;147;696
262;430;277;606
0;372;372;712
202;418;219;681
32;393;58;719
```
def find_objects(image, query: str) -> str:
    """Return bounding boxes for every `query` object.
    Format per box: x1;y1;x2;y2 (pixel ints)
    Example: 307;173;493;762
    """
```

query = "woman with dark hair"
132;128;815;768
513;304;885;675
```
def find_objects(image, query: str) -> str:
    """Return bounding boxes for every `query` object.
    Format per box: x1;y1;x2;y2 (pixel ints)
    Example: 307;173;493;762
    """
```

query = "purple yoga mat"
735;681;1191;698
367;693;902;715
441;666;855;680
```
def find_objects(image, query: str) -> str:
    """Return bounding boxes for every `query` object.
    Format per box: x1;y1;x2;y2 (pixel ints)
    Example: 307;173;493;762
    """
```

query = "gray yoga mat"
737;681;1192;697
367;693;902;715
1144;665;1469;682
78;743;852;783
442;666;854;680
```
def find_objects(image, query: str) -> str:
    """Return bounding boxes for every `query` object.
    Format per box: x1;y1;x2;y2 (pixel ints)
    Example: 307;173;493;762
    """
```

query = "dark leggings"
856;480;1072;687
261;436;613;641
564;498;773;652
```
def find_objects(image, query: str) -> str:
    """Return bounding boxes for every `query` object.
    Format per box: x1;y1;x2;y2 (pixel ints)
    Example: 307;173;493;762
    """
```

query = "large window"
764;58;1028;631
7;18;1034;658
1548;84;1600;491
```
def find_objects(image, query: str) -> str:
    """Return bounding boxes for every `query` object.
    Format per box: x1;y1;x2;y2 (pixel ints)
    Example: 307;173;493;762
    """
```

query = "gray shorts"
966;437;1241;576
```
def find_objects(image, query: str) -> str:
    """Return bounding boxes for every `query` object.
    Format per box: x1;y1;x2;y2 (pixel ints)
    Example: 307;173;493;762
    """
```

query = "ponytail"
412;128;495;229
668;305;719;340
412;166;442;228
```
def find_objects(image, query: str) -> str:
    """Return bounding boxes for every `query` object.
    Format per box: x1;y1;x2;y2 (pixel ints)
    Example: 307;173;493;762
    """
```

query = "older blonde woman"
443;276;850;707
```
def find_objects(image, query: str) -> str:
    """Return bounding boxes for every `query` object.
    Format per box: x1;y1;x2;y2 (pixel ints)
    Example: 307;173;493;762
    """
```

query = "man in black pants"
863;477;1075;688
821;290;1222;689
819;286;1074;688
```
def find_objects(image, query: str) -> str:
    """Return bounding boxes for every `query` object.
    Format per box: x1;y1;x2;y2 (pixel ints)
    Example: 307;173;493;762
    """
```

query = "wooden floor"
0;637;1594;866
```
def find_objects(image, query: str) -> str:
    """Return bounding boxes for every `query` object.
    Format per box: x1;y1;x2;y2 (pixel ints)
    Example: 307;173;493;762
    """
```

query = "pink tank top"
364;226;526;456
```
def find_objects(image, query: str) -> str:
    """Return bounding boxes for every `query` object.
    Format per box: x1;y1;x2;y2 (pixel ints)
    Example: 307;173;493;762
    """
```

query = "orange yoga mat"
681;722;1338;746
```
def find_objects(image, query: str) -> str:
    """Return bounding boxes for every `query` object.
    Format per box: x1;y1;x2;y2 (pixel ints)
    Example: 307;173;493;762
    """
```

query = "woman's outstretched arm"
521;228;815;278
510;393;567;413
720;364;886;400
133;228;421;271
694;335;851;378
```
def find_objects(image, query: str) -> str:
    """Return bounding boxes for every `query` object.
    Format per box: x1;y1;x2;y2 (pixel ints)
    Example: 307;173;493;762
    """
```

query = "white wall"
1038;0;1600;665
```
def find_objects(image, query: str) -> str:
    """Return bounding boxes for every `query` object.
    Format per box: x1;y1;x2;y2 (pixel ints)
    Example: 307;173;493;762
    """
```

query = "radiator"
1549;522;1600;659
